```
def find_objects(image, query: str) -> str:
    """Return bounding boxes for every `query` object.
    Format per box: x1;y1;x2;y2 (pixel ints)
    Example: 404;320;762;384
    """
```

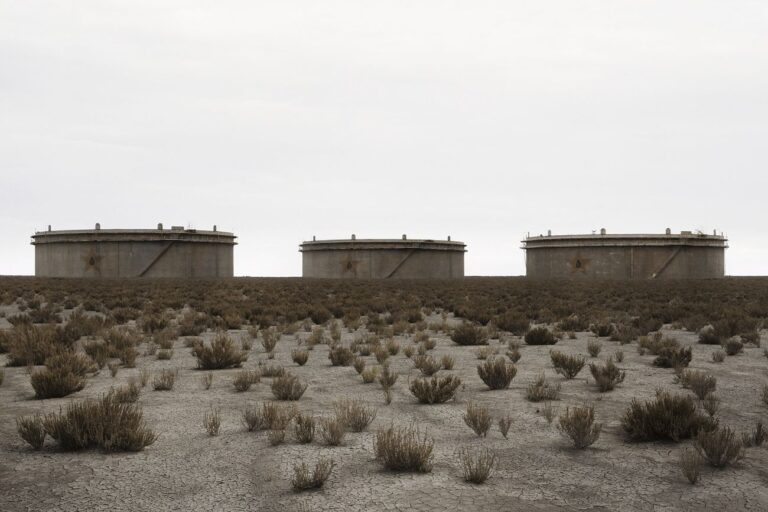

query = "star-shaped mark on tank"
341;255;361;276
81;248;103;274
569;256;590;273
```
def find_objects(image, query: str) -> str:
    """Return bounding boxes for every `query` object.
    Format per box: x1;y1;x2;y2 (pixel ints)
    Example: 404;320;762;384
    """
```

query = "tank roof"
32;227;236;245
523;231;727;249
300;238;466;252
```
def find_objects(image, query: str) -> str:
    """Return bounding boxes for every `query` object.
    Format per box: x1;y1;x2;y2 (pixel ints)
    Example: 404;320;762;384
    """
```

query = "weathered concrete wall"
524;233;726;279
33;229;235;278
301;239;465;279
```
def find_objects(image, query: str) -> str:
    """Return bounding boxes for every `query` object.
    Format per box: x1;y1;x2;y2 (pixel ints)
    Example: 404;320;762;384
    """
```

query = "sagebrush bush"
271;372;307;400
328;345;354;366
711;350;726;363
653;346;692;369
41;390;157;451
203;408;221;436
498;414;512;439
526;372;561;402
586;340;602;357
742;422;766;448
291;459;333;491
319;416;346;446
293;413;316;443
30;366;86;399
622;390;715;442
260;327;280;353
259;364;285;378
679;448;703;484
550;350;585;379
413;355;441;376
361;367;379;384
114;381;140;403
696;426;744;467
589;357;625;392
194;333;248;370
409;375;461;404
724;338;743;356
441;354;455;370
459;447;497;484
698;325;721;345
243;402;297;431
451;323;488;346
378;365;398;390
494;311;529;335
558;405;601;449
152;369;178;391
463;402;492;437
374;424;434;472
477;357;517;390
233;369;260;392
524;327;557;346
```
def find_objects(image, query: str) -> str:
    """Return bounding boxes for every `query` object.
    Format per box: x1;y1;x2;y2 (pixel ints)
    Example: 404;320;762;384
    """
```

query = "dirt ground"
1;311;767;512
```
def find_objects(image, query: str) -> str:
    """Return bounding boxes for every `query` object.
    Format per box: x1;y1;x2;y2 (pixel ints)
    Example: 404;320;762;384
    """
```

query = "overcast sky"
1;1;766;276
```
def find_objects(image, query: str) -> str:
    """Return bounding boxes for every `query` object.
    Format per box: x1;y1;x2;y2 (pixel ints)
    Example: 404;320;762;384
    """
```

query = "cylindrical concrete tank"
32;225;236;278
523;230;727;279
300;236;466;278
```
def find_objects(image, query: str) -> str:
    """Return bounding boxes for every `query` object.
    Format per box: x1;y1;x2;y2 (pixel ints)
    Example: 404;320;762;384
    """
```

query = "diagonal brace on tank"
137;241;176;277
385;248;417;278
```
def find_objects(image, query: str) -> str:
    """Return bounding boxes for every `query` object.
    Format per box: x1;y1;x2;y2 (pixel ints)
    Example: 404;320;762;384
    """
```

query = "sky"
1;1;766;276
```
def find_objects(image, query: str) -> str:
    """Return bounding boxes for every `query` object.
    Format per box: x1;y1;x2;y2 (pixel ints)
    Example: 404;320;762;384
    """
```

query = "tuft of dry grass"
477;357;517;390
233;369;260;392
550;351;585;379
319;416;346;446
194;333;248;370
328;345;354;366
114;381;140;403
586;340;602;357
201;371;213;390
711;350;726;363
203;408;221;436
268;429;286;446
374;424;434;472
463;402;492;437
139;368;151;387
352;356;366;374
242;402;297;431
742;421;766;448
498;414;512;439
291;349;309;366
291;459;334;491
459;447;497;484
293;413;316;443
558;405;602;449
378;364;398;390
678;369;716;400
589;357;625;392
361;367;379;384
441;355;455;370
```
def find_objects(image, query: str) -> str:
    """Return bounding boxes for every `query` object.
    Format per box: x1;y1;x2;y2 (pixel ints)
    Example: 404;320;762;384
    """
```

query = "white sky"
1;1;766;276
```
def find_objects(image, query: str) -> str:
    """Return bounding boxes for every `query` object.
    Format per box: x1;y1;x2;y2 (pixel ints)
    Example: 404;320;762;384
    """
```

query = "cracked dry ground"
2;322;767;512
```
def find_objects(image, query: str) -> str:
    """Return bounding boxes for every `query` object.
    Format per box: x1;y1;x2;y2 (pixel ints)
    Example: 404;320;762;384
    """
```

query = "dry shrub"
153;327;178;350
42;390;157;451
524;327;557;346
334;399;376;432
374;424;434;472
459;447;497;484
463;402;492;437
678;369;716;399
328;345;354;366
259;364;285;378
374;347;389;364
762;384;768;407
293;413;316;443
83;339;109;368
0;368;4;386
17;415;46;449
319;416;346;446
203;408;221;436
494;311;530;335
526;372;561;402
589;357;625;392
586;340;602;357
194;333;248;370
409;375;461;404
558;405;601;449
291;459;333;491
541;402;557;424
352;356;366;374
233;369;260;392
413;355;441;376
30;366;86;399
108;362;120;378
361;367;379;384
6;325;61;366
156;349;173;360
680;448;703;484
622;390;715;442
698;325;721;345
477;357;517;390
498;414;512;438
421;337;437;350
271;372;307;400
385;339;400;355
451;323;488;346
711;350;726;363
702;393;720;416
696;426;744;467
403;345;415;358
441;355;455;370
475;346;497;360
118;346;139;368
152;369;178;391
268;429;286;446
507;348;521;363
550;351;585;379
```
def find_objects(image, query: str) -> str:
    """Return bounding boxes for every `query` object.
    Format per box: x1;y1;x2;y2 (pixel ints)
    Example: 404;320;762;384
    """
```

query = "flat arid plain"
1;277;767;512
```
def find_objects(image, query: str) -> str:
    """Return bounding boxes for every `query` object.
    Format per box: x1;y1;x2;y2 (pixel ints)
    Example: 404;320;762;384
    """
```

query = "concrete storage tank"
300;235;466;279
32;224;236;278
522;229;727;279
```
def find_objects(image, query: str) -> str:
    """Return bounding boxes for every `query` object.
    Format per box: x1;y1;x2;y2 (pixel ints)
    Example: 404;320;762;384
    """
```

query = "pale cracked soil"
1;317;767;512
